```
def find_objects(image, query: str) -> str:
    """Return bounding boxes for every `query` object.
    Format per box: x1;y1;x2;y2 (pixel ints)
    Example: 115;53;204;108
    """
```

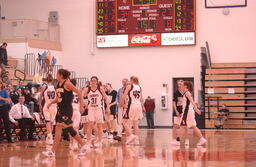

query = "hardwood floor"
0;129;256;167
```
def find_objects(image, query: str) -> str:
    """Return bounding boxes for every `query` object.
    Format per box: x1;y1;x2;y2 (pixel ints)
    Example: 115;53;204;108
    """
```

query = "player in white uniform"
179;81;207;146
121;76;143;145
82;76;110;148
69;79;82;150
39;74;57;145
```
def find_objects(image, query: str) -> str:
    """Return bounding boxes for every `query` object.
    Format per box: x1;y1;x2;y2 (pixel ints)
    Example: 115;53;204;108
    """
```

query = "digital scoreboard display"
96;0;196;47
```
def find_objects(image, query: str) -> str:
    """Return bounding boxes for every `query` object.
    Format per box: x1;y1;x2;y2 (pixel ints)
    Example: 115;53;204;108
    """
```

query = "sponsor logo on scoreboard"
97;35;128;47
128;34;161;46
161;32;195;45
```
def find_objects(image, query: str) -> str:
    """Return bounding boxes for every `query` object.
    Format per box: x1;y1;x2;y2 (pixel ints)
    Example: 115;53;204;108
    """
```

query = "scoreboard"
96;0;196;47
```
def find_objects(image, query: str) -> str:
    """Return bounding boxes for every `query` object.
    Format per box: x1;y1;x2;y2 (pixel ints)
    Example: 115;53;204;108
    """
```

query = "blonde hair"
131;76;139;85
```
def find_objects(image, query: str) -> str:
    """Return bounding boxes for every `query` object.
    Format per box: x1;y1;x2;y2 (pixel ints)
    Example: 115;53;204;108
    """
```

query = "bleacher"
204;63;256;129
0;54;88;140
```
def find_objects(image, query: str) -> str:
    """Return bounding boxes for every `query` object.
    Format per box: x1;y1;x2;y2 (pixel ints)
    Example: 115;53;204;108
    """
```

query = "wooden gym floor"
0;129;256;167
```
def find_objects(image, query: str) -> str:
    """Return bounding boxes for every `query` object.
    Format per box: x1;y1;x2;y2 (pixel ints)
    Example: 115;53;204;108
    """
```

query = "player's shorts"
72;110;81;128
88;108;104;123
81;115;89;124
43;105;57;123
124;104;143;121
180;108;197;128
56;113;73;128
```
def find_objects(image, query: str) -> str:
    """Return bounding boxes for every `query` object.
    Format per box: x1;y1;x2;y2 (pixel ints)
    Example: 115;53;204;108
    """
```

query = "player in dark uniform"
42;69;88;157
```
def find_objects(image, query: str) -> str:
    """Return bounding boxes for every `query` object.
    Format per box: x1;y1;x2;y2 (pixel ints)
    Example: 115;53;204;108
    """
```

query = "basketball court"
0;0;255;166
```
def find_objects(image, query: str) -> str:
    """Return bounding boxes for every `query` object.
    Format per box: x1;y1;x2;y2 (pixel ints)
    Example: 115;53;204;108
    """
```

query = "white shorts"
72;110;81;128
81;115;89;124
128;104;143;121
173;116;181;126
43;105;57;123
88;108;104;123
180;108;197;128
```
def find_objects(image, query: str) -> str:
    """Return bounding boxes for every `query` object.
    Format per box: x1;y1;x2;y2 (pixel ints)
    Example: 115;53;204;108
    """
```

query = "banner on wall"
161;32;195;46
128;34;161;46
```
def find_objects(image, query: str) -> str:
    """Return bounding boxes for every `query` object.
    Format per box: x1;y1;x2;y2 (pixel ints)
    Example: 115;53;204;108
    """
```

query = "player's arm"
81;87;89;111
65;80;85;112
109;91;117;107
38;86;46;112
121;85;131;108
185;92;201;115
100;87;111;109
173;101;180;117
140;88;146;112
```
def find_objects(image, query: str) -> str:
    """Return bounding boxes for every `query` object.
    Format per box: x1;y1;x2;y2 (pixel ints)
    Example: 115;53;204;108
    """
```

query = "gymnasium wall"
2;0;256;126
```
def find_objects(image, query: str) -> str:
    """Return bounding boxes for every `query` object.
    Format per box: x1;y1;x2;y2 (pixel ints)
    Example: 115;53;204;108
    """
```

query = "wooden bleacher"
205;62;256;129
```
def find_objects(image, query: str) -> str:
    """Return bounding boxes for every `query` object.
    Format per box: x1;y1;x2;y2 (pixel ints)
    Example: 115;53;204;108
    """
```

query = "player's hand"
196;109;202;115
176;112;181;117
14;121;19;126
106;107;111;114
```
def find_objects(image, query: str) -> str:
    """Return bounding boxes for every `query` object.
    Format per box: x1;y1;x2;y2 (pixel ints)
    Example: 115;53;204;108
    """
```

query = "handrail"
205;41;212;68
0;19;60;25
205;96;222;120
76;77;89;90
14;69;26;81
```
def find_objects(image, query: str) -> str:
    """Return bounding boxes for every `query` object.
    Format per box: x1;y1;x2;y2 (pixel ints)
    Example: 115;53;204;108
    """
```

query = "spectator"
23;87;34;113
9;96;35;141
10;88;22;104
215;104;230;129
0;42;8;72
144;96;155;129
0;80;13;143
15;80;25;91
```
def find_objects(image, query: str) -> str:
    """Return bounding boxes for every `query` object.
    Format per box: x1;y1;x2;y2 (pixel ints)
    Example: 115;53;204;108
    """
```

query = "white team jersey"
128;84;142;105
43;85;57;106
88;87;103;110
72;92;80;112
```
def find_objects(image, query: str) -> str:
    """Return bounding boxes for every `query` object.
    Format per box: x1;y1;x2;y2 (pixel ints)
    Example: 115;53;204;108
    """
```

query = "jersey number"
73;95;79;104
91;97;97;105
47;91;55;99
133;91;140;99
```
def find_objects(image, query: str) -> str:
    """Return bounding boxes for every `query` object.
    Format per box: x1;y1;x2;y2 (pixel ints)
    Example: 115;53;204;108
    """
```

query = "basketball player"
42;69;88;157
39;74;57;145
82;76;110;148
121;76;143;145
69;79;82;150
105;83;118;139
171;80;188;145
180;81;207;146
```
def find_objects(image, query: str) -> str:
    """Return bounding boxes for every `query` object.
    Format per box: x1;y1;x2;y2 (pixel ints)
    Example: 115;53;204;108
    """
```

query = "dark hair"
184;81;193;93
70;79;77;86
45;74;53;83
2;42;7;46
58;69;71;79
91;76;99;81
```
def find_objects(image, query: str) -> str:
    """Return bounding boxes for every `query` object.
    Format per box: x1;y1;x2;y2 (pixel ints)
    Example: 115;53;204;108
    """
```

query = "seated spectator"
23;87;34;113
9;96;35;141
15;80;25;91
10;88;22;104
215;104;229;129
218;104;229;117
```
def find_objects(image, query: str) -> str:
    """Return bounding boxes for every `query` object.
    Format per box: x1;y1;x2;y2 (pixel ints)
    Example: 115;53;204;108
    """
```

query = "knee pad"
63;126;77;137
